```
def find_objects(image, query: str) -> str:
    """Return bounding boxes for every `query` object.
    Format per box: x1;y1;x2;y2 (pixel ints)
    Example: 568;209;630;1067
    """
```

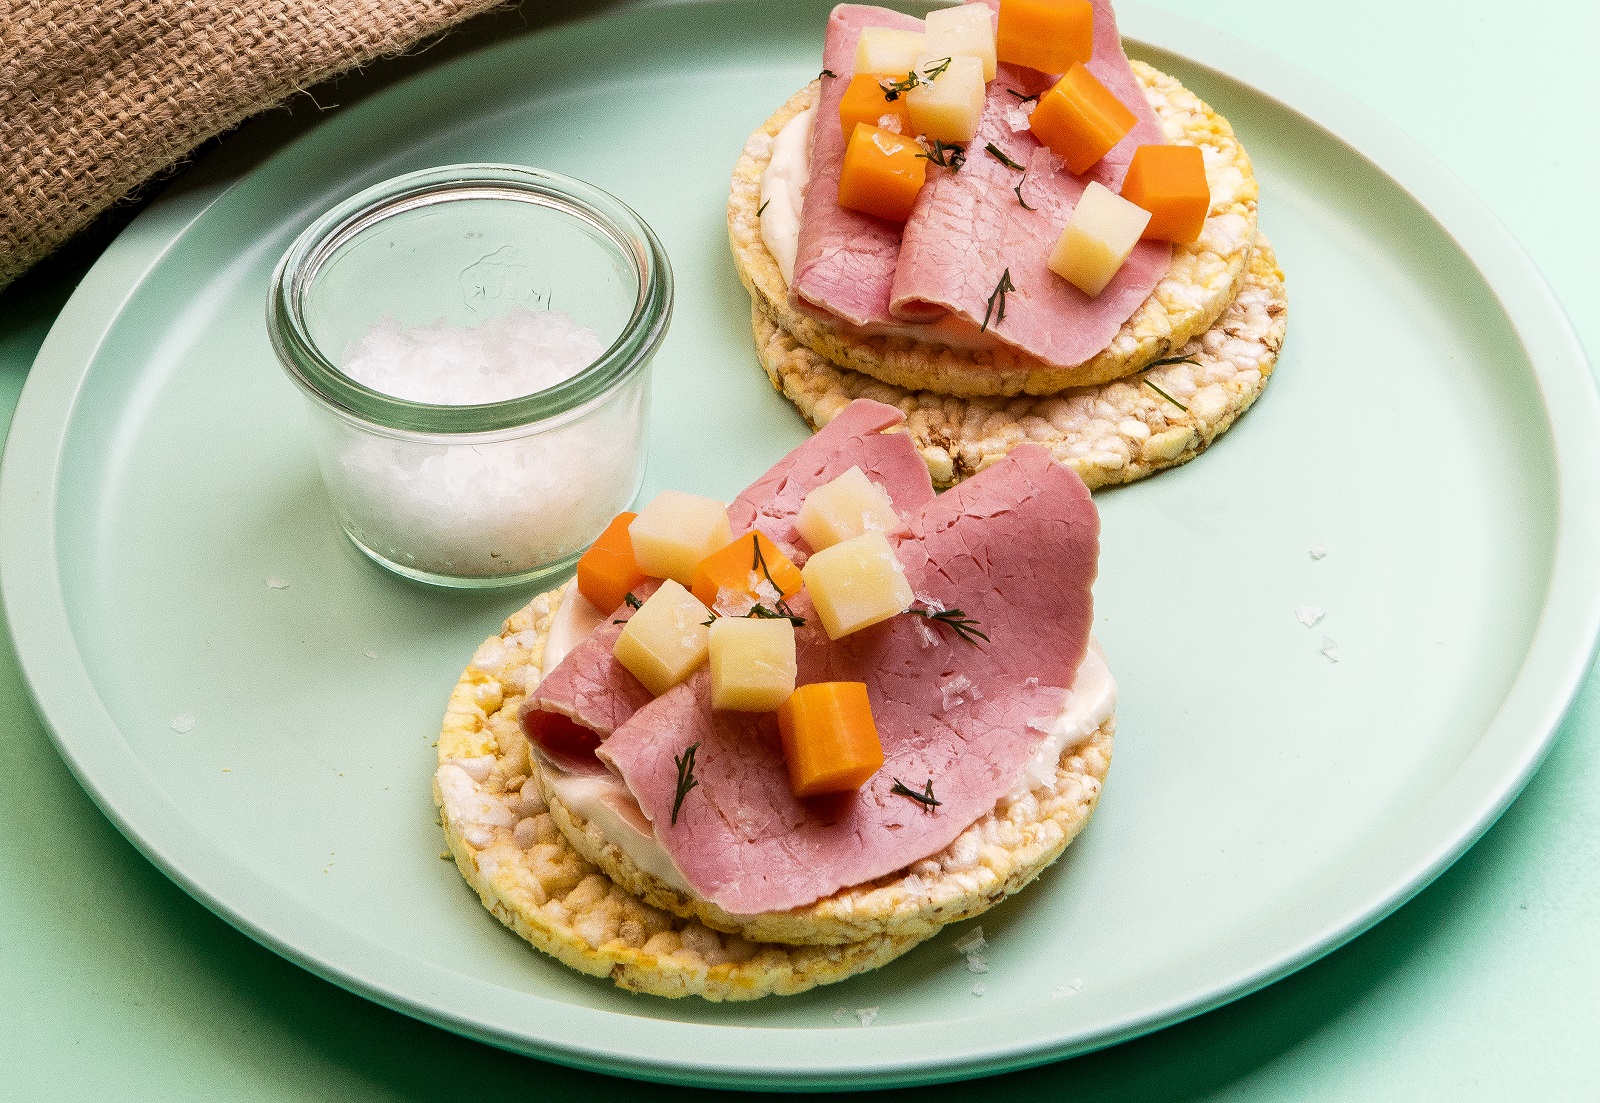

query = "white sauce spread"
759;107;815;285
535;581;1117;888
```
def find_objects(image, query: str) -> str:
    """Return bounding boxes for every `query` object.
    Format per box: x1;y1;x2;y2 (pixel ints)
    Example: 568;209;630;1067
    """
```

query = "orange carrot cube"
838;74;911;140
1119;143;1210;243
776;682;885;797
996;0;1093;75
1028;63;1137;175
575;511;646;614
690;530;802;610
837;123;928;224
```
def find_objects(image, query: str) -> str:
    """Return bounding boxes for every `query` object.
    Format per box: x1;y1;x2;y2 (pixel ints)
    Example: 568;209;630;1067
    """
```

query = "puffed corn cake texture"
436;584;1113;996
728;61;1264;399
758;238;1285;490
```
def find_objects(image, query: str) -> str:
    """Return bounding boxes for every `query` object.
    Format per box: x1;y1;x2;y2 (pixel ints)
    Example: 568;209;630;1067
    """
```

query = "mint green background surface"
3;0;1597;1097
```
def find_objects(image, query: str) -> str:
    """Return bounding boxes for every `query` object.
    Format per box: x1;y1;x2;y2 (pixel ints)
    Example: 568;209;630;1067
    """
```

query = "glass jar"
268;164;672;588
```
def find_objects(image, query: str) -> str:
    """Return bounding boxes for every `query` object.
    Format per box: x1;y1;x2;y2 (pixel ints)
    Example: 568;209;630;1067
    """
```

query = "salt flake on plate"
170;713;196;734
1295;606;1324;627
854;1007;880;1027
1309;543;1328;560
265;576;290;590
1321;637;1341;662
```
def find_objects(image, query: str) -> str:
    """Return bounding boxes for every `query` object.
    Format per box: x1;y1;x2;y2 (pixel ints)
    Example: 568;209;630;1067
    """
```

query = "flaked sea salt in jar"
268;165;672;587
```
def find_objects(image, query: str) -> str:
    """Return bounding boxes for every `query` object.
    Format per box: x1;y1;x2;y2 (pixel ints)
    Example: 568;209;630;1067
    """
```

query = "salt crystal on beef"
940;674;977;710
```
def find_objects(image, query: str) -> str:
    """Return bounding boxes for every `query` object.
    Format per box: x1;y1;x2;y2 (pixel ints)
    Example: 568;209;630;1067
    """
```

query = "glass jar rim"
267;164;673;435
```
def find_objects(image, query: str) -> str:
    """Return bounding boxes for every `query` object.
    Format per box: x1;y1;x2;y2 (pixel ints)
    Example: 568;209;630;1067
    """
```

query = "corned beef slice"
727;398;934;566
888;0;1172;365
789;5;923;329
599;444;1098;916
525;400;931;747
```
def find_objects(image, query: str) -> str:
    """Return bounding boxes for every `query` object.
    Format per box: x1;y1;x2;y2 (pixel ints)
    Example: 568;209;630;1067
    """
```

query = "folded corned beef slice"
791;0;1170;370
527;399;1100;916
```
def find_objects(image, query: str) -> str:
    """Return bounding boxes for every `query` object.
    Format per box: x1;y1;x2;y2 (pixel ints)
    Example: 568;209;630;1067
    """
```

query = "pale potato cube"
801;531;915;640
924;3;996;80
613;579;712;697
628;490;733;585
906;54;986;144
854;27;927;77
709;617;797;712
1049;182;1152;297
795;466;906;552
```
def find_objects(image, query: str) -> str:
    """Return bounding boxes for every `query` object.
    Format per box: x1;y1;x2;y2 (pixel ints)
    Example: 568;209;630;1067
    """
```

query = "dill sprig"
1005;88;1039;103
905;605;989;645
890;777;941;811
757;198;770;216
918;139;966;170
1141;378;1189;412
1014;179;1035;210
919;55;953;80
623;593;642;609
820;68;837;79
671;742;701;826
1147;354;1199;369
981;268;1015;333
879;70;920;101
751;538;806;626
985;142;1025;171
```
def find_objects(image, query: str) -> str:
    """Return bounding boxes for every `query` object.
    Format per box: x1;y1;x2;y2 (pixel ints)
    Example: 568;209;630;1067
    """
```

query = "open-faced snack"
435;400;1115;997
728;1;1286;488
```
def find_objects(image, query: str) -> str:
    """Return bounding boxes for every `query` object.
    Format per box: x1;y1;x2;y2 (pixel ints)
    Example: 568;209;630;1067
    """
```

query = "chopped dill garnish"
757;198;770;216
919;55;953;81
1014;180;1035;210
1141;378;1189;412
985;142;1025;171
624;593;642;609
820;68;837;79
918;139;966;170
981;268;1016;333
751;538;806;625
1005;88;1039;103
880;70;920;101
1147;354;1199;369
891;777;941;811
671;742;701;826
905;605;989;645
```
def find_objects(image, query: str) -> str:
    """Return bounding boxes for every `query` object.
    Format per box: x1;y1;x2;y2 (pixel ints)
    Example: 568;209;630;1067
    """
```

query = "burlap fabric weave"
0;0;509;292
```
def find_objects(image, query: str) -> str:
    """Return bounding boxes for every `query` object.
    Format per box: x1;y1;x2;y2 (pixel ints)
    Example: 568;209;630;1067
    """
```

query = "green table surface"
3;1;1596;1097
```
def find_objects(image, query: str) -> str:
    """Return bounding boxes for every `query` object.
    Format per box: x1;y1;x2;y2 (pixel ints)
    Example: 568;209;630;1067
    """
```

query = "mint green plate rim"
3;1;1598;1090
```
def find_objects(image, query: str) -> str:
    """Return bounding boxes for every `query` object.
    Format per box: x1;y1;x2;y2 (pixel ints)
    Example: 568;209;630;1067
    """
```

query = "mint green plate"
4;0;1597;1090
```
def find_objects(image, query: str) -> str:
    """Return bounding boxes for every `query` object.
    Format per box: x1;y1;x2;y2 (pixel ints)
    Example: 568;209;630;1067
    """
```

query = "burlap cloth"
0;0;517;292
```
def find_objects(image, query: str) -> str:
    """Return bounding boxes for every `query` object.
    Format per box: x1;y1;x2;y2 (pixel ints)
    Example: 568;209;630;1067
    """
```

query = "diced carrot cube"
837;123;928;224
776;682;885;797
1119;143;1210;243
838;74;911;140
1028;63;1137;175
690;530;802;609
575;511;646;613
996;0;1093;75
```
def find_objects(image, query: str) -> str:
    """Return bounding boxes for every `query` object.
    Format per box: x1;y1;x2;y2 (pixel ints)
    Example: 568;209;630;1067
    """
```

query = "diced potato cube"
612;579;712;697
801;531;914;640
854;27;927;77
628;490;733;586
709;617;797;712
906;54;987;144
795;466;906;552
1048;181;1151;297
925;3;996;81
